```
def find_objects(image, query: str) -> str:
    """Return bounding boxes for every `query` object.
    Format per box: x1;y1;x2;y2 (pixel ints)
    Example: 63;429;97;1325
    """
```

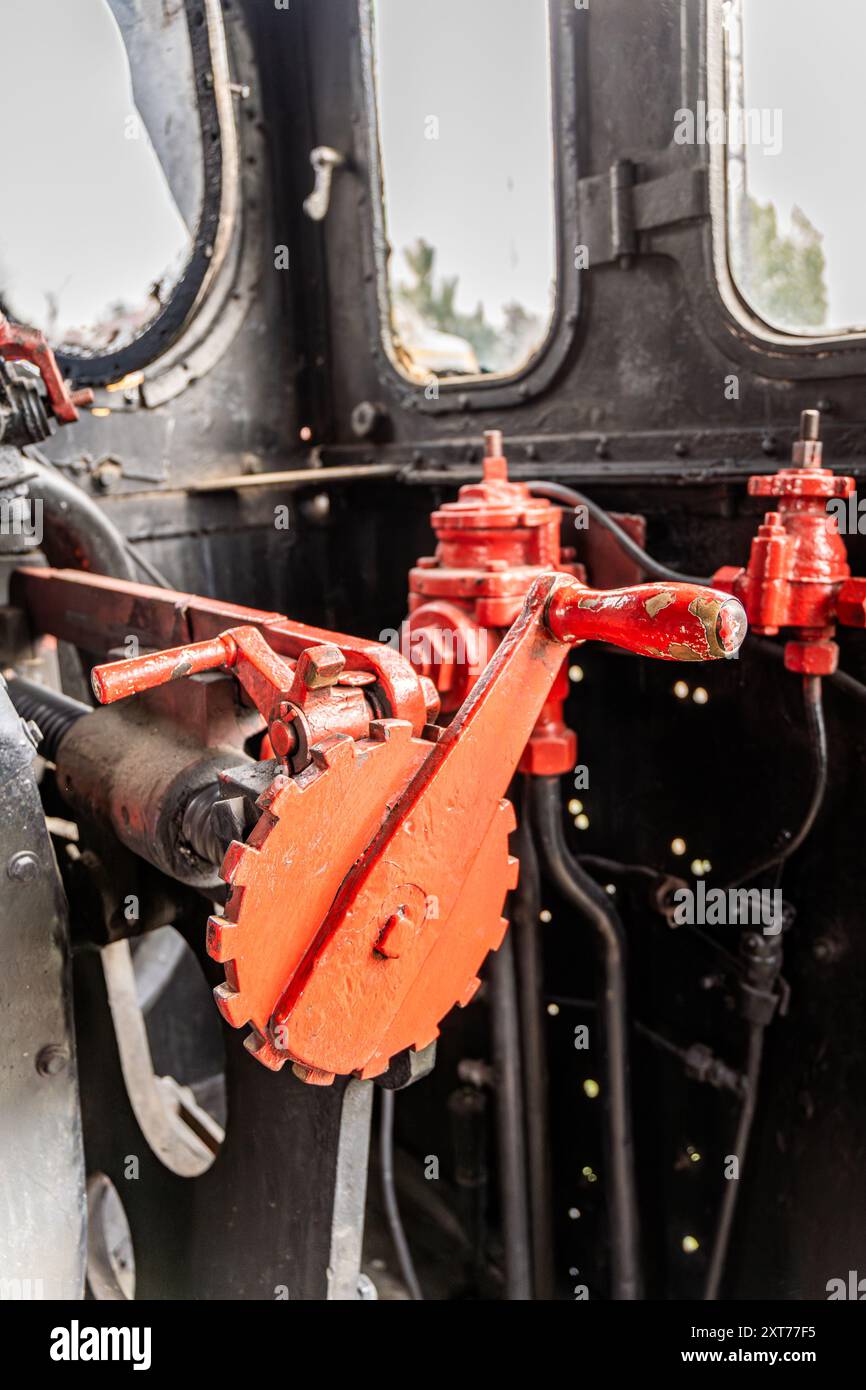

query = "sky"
0;0;193;347
737;0;866;331
372;0;557;333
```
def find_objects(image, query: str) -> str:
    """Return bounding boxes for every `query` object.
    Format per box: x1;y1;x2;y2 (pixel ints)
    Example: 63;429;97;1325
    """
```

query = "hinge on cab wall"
577;151;709;268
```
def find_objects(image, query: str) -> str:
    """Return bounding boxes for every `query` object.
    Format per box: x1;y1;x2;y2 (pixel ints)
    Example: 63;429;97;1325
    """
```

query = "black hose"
25;448;171;588
24;454;138;581
703;1023;763;1300
5;675;90;761
530;775;642;1300
725;674;827;890
702;675;826;1299
488;931;533;1299
379;1088;423;1300
512;787;555;1299
527;480;707;586
447;1086;489;1285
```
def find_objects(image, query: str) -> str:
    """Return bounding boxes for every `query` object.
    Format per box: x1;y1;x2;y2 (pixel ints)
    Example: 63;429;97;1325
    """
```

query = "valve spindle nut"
783;639;838;676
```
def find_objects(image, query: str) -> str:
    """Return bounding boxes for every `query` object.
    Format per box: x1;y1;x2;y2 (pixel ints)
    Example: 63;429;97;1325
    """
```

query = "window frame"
709;0;866;352
354;0;580;414
53;0;239;389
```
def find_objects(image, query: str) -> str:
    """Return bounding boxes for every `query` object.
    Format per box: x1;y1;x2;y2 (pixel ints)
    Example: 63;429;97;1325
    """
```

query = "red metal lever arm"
0;313;94;423
91;634;236;704
91;579;746;714
270;575;746;1077
91;626;296;723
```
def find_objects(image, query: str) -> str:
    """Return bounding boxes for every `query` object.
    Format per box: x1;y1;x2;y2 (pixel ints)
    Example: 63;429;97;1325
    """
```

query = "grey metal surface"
0;678;85;1300
327;1079;374;1301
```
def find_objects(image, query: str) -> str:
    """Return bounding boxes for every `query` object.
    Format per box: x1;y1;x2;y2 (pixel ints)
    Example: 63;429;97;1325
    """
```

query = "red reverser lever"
90;574;746;1081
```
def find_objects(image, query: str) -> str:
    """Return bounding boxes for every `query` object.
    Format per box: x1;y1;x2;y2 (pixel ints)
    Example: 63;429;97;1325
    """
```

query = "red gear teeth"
207;725;518;1083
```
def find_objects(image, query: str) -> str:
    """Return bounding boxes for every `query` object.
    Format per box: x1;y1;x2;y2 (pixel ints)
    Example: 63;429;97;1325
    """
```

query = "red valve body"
407;445;582;774
712;430;866;674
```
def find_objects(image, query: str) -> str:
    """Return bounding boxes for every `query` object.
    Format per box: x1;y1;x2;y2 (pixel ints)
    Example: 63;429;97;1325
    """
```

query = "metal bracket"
578;153;709;267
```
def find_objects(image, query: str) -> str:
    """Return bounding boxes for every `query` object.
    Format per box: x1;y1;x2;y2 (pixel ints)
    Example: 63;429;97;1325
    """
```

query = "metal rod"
379;1088;423;1300
188;463;400;493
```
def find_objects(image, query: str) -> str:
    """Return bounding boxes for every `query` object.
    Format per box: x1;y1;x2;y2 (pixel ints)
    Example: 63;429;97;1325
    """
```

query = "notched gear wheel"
206;719;518;1083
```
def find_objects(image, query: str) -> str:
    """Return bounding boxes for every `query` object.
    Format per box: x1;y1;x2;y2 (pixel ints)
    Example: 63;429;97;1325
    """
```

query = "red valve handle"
91;633;238;704
91;624;304;732
545;580;747;661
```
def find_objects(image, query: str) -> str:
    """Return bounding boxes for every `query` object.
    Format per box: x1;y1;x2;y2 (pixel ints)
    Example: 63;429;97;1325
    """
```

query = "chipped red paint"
15;566;435;735
545;579;746;660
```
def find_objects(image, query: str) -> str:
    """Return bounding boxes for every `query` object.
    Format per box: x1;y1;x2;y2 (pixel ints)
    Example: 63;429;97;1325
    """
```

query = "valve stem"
793;408;822;468
483;429;504;460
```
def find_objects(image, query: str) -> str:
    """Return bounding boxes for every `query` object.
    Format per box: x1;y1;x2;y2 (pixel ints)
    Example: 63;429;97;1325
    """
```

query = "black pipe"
512;787;555;1299
23;455;139;581
379;1088;423;1300
488;931;533;1300
5;676;90;762
448;1085;489;1287
530;775;642;1300
23;450;170;586
703;1022;763;1300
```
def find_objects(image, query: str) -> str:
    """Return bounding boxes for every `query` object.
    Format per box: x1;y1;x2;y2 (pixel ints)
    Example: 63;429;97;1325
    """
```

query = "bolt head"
296;644;345;689
268;719;296;759
376;907;417;959
7;850;39;882
36;1044;70;1077
837;578;866;628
